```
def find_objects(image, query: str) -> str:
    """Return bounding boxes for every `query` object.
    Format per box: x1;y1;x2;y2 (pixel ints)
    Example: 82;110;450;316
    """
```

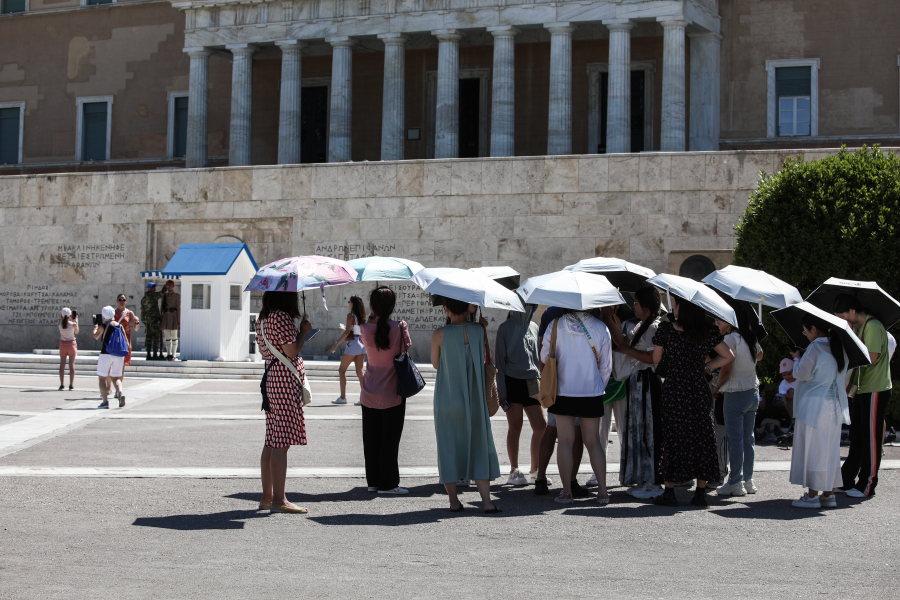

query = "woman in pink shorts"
58;307;79;391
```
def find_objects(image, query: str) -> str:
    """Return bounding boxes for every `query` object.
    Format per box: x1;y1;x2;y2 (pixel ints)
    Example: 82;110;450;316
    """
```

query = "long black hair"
60;316;69;329
369;286;396;351
673;296;709;344
443;297;470;317
731;305;760;363
802;313;846;372
630;287;662;348
348;295;366;327
258;291;301;321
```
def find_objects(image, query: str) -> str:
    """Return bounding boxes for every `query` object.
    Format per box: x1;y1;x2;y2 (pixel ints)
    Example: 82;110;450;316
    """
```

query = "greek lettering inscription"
52;244;127;269
0;286;80;325
314;242;397;261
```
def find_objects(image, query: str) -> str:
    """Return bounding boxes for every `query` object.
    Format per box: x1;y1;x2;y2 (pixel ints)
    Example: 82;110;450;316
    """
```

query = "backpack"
106;324;130;357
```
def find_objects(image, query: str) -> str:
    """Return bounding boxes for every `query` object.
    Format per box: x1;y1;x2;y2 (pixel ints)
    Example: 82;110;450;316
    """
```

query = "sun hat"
101;306;116;321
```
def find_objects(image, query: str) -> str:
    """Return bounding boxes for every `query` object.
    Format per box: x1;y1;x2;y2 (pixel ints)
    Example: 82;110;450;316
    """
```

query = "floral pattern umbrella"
245;256;358;293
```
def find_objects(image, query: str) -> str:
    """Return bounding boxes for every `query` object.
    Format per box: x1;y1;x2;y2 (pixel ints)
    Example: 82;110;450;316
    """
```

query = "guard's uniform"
140;289;165;357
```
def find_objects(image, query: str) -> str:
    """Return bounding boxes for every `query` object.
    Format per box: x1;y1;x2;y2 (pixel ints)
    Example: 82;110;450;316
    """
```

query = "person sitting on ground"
778;358;796;417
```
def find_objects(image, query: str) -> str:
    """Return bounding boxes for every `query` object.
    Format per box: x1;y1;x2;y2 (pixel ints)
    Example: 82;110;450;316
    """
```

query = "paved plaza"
0;371;898;599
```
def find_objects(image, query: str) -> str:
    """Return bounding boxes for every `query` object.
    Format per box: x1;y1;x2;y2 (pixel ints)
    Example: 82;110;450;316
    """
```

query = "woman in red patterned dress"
255;291;313;514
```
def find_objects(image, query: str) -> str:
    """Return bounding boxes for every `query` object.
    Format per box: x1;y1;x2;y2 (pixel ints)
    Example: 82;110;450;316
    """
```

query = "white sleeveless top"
351;314;361;336
58;322;76;341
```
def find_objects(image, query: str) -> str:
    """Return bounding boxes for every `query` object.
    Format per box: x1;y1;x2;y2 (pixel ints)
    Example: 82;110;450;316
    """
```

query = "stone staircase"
0;351;437;382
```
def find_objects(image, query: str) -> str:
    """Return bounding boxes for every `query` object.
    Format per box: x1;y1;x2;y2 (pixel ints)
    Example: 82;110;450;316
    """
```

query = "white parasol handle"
320;282;328;311
758;299;763;325
666;288;673;313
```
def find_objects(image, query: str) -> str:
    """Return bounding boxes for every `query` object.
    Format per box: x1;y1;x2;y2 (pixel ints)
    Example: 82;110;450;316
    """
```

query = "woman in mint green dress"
430;297;502;513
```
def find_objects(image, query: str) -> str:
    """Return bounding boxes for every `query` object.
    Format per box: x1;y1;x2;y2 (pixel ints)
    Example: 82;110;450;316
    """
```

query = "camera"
93;313;104;326
72;310;78;318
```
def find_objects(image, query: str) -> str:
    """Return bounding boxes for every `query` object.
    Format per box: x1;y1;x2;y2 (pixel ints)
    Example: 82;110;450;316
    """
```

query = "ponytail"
802;314;846;372
369;286;396;351
60;316;68;329
630;287;662;348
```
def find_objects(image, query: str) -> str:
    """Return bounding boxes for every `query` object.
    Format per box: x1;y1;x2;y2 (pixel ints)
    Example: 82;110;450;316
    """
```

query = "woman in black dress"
650;296;734;507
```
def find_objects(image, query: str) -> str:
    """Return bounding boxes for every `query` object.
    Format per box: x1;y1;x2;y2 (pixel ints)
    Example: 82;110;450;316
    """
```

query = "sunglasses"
117;298;127;302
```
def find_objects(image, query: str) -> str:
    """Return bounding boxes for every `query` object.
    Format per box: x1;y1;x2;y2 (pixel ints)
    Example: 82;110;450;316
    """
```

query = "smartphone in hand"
305;329;320;341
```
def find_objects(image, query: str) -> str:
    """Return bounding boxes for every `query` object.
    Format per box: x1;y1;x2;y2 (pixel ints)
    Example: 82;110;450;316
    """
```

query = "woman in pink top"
359;286;411;496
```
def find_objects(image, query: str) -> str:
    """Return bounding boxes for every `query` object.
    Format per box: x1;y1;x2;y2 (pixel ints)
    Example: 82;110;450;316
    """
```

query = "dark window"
85;0;113;5
1;0;27;14
679;255;716;281
776;67;811;137
300;86;328;163
598;70;646;153
173;96;188;158
81;102;108;161
458;78;480;158
0;107;20;164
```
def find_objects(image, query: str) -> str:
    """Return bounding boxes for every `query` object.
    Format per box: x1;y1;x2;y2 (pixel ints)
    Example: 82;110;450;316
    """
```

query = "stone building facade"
1;0;899;173
0;148;882;357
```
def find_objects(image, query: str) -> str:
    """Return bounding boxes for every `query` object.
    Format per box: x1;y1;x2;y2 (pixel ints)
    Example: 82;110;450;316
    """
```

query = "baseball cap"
101;306;116;321
61;307;72;317
779;358;794;373
146;282;157;288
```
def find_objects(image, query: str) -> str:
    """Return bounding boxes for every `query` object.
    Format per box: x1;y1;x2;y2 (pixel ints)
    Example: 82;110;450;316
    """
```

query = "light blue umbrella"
347;256;425;281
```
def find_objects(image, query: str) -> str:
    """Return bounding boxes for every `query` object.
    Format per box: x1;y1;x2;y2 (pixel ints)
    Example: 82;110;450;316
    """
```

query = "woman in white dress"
331;296;368;405
789;313;850;509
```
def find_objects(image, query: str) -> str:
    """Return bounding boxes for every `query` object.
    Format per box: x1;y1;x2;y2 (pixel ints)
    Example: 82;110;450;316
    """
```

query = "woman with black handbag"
359;286;412;495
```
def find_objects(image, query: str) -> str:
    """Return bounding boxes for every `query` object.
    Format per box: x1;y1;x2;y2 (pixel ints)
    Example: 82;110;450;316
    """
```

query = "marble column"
433;29;461;159
378;33;408;161
184;47;212;169
227;43;257;166
327;36;355;163
659;19;687;152
688;32;721;151
488;26;518;157
276;40;306;165
604;20;634;154
546;23;575;156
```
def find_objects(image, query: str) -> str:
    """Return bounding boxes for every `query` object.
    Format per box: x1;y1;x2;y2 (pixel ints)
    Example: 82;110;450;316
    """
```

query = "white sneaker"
845;488;867;498
743;479;758;494
820;494;837;508
455;479;471;486
331;397;347;405
378;487;409;495
632;484;664;499
792;493;821;509
585;474;598;487
507;469;528;486
354;400;362;406
716;482;747;497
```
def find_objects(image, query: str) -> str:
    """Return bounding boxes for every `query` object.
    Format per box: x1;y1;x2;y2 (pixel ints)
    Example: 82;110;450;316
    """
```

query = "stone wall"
0;149;854;360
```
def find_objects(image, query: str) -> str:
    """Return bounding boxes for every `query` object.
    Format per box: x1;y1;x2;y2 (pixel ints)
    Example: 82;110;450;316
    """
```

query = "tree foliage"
732;146;900;415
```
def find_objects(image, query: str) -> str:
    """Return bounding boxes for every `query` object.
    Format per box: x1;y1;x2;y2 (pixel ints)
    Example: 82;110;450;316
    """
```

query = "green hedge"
732;146;900;385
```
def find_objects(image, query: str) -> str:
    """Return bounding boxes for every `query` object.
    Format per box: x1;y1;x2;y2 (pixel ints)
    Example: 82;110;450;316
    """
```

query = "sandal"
483;506;502;514
596;493;610;506
258;502;272;510
271;503;308;514
449;504;464;513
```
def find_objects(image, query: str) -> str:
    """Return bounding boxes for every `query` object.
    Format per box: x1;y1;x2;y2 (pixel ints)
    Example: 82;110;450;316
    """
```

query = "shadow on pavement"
227;483;449;505
133;509;269;530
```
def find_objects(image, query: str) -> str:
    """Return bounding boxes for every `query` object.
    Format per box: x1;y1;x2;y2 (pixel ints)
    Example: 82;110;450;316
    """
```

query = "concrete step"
0;352;437;382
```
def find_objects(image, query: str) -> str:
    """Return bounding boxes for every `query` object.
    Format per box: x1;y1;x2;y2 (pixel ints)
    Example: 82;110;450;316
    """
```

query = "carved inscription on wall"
314;242;398;261
0;285;79;325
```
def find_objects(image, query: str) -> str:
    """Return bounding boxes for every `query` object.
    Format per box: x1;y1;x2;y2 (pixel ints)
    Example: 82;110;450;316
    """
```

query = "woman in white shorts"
331;296;368;405
93;306;126;409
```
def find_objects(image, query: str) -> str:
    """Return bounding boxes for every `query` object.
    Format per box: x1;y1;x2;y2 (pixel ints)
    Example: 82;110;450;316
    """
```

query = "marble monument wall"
0;149;852;360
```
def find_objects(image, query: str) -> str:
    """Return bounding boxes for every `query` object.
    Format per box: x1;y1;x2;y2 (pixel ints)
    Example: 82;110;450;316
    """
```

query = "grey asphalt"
0;374;898;599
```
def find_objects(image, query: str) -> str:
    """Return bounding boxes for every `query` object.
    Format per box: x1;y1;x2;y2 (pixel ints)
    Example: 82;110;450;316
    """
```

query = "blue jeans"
723;389;759;485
